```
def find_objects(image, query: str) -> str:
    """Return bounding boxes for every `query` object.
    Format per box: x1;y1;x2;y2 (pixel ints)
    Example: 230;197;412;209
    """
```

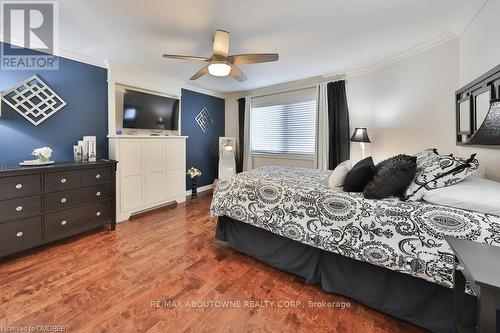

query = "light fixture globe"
208;62;231;77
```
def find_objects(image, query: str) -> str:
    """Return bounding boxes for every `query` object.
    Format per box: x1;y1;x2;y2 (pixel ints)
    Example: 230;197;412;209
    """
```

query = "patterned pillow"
404;153;479;201
363;154;417;199
414;148;439;170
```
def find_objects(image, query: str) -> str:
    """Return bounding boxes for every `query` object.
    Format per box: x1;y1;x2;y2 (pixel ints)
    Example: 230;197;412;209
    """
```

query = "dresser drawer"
44;201;111;238
0;174;41;200
44;184;112;211
0;195;41;222
83;167;112;186
44;171;82;192
0;217;42;254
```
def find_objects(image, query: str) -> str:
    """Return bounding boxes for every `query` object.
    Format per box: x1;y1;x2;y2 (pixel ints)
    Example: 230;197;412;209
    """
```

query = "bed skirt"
215;216;485;333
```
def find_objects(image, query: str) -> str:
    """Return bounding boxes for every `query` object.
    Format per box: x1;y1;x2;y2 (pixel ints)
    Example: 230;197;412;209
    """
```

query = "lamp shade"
466;99;500;145
350;128;371;143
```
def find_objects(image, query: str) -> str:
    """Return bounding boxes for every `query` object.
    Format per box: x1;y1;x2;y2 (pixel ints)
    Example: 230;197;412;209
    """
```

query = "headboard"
455;64;500;146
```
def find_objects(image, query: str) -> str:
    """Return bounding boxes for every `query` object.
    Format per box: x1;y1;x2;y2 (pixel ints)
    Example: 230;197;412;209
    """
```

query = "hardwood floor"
0;192;424;333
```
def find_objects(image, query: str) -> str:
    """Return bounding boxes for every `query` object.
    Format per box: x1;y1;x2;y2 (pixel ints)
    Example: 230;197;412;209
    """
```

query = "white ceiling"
56;0;479;93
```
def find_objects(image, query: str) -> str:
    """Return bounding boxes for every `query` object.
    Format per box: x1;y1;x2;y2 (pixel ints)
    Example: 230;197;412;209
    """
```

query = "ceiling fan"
162;30;279;82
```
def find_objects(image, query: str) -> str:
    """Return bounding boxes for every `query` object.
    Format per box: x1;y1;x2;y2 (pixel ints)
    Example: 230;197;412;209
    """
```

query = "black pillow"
363;154;417;199
343;157;375;192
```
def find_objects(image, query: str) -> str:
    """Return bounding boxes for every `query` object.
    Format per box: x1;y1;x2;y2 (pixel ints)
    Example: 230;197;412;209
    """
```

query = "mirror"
459;99;471;133
475;90;491;130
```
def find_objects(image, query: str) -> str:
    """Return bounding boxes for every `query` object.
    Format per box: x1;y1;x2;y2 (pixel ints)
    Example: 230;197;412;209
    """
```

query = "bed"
210;166;500;332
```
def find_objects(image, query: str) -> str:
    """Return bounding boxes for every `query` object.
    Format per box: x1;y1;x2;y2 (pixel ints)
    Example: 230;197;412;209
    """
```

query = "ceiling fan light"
208;63;231;77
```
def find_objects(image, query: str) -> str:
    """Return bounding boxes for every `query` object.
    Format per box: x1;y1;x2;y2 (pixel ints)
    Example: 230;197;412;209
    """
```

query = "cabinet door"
166;139;186;199
120;140;144;211
166;140;185;170
144;140;166;204
166;169;184;199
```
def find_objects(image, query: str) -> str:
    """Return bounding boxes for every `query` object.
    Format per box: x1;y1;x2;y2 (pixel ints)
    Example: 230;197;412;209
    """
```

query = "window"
251;90;317;156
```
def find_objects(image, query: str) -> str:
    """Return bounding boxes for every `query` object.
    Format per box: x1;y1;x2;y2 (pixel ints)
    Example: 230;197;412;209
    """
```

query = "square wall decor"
195;107;213;133
1;75;67;126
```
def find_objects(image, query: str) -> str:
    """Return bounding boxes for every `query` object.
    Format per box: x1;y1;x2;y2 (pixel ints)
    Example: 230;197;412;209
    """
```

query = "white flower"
32;147;53;159
187;167;201;178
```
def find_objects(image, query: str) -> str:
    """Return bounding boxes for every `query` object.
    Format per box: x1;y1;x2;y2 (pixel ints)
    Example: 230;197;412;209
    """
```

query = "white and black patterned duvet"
210;166;500;289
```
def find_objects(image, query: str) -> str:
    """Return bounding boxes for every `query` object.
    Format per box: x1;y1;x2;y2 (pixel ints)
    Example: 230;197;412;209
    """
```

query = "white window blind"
251;89;317;156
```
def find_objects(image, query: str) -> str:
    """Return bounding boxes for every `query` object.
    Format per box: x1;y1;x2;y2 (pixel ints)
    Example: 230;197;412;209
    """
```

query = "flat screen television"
122;89;179;131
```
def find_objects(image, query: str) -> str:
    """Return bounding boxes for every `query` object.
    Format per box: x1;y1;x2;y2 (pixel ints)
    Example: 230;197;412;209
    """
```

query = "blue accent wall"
0;42;108;166
181;89;225;190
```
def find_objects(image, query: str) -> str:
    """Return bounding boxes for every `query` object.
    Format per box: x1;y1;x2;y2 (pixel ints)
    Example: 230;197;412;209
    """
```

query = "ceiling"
56;0;478;93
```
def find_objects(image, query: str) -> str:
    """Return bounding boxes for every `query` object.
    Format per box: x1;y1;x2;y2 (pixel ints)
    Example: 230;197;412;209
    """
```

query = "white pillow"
329;160;352;188
423;176;500;216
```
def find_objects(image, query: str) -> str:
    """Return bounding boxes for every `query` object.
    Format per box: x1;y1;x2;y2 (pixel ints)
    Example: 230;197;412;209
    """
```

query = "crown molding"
0;35;224;99
0;33;108;68
220;0;489;96
451;0;488;36
346;32;458;77
2;0;488;99
226;74;346;99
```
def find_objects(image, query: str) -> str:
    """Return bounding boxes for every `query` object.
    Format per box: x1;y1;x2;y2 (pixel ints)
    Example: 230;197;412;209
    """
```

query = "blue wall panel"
0;42;108;166
181;89;225;190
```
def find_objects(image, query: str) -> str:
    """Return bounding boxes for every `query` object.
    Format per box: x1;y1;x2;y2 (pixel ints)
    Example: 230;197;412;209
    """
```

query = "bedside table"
445;237;500;333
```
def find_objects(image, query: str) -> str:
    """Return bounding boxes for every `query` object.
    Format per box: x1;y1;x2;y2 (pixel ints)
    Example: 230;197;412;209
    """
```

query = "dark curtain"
327;80;350;169
236;97;245;173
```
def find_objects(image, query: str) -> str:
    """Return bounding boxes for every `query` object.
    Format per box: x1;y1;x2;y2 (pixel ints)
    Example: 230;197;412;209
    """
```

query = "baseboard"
185;183;213;196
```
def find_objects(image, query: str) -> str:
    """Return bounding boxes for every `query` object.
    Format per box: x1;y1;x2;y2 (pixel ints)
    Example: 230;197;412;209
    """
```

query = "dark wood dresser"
0;160;117;258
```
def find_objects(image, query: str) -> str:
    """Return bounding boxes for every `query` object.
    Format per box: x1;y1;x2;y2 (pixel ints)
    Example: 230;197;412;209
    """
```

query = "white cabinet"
109;136;187;221
144;140;167;205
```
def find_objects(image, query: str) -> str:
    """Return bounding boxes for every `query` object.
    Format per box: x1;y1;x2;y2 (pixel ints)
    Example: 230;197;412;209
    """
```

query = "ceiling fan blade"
230;65;247;82
162;54;210;62
213;30;230;57
229;53;279;65
190;66;209;80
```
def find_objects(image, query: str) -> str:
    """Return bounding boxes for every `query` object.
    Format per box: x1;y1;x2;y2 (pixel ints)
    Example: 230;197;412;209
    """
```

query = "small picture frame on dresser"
73;145;82;163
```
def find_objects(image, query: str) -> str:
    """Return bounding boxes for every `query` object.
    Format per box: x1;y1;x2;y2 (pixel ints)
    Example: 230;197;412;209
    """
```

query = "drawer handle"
96;211;101;217
61;178;67;184
95;174;101;179
16;184;23;189
16;206;23;212
61;197;67;203
16;231;23;237
96;191;101;197
61;220;67;226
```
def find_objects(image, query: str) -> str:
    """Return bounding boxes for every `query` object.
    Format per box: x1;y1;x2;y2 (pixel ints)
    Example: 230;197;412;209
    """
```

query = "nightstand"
445;236;500;333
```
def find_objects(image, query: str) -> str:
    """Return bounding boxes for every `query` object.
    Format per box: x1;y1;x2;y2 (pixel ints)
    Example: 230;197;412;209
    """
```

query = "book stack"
73;136;97;163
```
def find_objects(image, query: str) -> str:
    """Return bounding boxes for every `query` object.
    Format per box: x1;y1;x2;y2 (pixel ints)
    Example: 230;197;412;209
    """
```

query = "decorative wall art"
195;107;213;133
0;75;67;126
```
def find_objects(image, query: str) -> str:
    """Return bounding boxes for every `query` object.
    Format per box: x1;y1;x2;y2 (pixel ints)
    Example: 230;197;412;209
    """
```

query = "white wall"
358;0;500;180
225;97;239;139
456;0;500;180
367;40;459;163
459;0;500;85
346;74;375;163
224;1;500;177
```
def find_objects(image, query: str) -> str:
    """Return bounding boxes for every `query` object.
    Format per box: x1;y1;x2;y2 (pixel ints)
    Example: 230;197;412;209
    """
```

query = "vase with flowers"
187;167;202;199
32;147;53;164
